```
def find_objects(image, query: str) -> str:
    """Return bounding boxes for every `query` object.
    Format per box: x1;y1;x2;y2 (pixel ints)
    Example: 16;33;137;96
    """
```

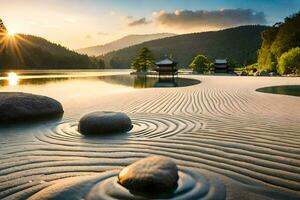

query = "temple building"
155;57;178;80
214;59;228;73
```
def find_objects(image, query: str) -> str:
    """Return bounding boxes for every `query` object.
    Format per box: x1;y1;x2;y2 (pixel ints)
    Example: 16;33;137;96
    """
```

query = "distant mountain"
76;33;176;56
102;25;268;69
0;20;104;70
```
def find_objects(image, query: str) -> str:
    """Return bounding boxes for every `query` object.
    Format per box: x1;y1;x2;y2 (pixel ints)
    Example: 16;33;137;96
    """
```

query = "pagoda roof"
214;59;227;64
155;57;177;66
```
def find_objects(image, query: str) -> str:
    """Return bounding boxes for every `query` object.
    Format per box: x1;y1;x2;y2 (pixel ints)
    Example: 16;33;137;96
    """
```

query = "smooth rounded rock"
118;156;179;195
269;72;278;76
254;70;270;76
0;92;64;123
259;70;270;76
240;71;248;76
78;111;133;135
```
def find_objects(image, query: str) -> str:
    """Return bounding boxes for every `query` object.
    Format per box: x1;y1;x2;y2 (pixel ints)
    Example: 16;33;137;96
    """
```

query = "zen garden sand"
0;73;300;200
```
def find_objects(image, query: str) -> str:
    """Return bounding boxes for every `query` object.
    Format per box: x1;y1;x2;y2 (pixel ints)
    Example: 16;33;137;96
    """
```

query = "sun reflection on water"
7;72;19;86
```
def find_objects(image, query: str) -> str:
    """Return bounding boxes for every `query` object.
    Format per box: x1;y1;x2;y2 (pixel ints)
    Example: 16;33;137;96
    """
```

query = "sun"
7;30;16;37
7;72;19;86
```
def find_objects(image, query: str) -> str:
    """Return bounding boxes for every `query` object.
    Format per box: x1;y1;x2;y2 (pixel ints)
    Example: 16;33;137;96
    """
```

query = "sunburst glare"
7;30;15;37
0;31;33;65
7;72;19;86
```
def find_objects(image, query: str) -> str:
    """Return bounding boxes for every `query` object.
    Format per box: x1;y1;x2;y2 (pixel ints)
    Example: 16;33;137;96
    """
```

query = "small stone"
78;111;133;135
259;70;270;76
118;156;179;195
0;92;63;123
240;71;248;76
269;72;278;76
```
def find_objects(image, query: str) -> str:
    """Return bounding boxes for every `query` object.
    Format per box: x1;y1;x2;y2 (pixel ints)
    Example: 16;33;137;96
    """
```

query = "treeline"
0;20;104;70
130;47;225;74
257;12;300;75
103;25;268;68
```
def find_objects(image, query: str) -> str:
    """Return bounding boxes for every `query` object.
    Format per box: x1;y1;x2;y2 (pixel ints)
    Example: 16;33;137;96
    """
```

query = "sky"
0;0;299;49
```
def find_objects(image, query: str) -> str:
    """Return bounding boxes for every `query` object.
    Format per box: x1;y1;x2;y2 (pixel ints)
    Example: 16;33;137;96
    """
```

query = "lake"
256;85;300;97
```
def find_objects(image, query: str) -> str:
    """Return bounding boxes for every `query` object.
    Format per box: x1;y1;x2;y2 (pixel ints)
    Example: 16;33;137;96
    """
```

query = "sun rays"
7;29;15;37
0;31;34;65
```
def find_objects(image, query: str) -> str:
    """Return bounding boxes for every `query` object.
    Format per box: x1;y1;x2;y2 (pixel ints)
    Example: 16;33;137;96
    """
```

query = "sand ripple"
27;169;225;200
34;113;204;144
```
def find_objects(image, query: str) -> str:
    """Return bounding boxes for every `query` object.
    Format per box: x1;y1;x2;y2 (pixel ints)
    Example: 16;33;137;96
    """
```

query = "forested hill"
0;25;104;70
103;25;268;69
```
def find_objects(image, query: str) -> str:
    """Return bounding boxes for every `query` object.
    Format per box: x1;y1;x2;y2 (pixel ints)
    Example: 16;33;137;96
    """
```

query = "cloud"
154;9;267;30
128;17;151;27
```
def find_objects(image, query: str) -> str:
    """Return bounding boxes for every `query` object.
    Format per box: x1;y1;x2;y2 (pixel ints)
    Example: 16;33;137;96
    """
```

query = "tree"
130;57;140;71
257;27;278;71
257;11;300;74
90;56;105;69
0;19;7;33
227;59;237;71
278;47;300;75
189;54;212;73
130;47;155;72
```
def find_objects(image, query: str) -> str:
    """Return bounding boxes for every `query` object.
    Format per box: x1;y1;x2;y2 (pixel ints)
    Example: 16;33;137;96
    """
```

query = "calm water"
256;85;300;97
0;72;200;89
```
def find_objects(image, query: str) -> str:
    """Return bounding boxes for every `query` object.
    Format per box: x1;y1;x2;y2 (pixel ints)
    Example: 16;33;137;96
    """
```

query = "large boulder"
118;156;179;195
78;111;133;135
0;92;63;123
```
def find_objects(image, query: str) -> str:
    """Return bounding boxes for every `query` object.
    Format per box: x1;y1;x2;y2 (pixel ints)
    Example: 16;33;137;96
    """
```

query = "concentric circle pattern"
1;76;300;200
35;113;204;144
27;169;225;200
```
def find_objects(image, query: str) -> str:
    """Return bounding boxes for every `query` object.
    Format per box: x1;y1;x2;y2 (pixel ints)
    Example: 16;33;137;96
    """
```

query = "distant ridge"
102;25;269;68
76;33;176;56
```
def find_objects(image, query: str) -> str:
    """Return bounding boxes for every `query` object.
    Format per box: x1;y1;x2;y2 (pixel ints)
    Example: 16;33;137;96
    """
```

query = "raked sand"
0;75;300;200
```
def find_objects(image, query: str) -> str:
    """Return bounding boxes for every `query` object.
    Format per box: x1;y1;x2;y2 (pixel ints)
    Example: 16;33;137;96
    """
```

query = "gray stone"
78;111;133;135
253;70;270;76
259;70;270;76
118;156;179;194
269;72;278;76
240;71;248;76
0;92;64;123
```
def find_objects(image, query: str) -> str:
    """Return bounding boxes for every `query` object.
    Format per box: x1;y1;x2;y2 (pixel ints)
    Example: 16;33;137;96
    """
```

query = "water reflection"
7;72;19;86
95;75;199;88
256;85;300;97
0;74;200;88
